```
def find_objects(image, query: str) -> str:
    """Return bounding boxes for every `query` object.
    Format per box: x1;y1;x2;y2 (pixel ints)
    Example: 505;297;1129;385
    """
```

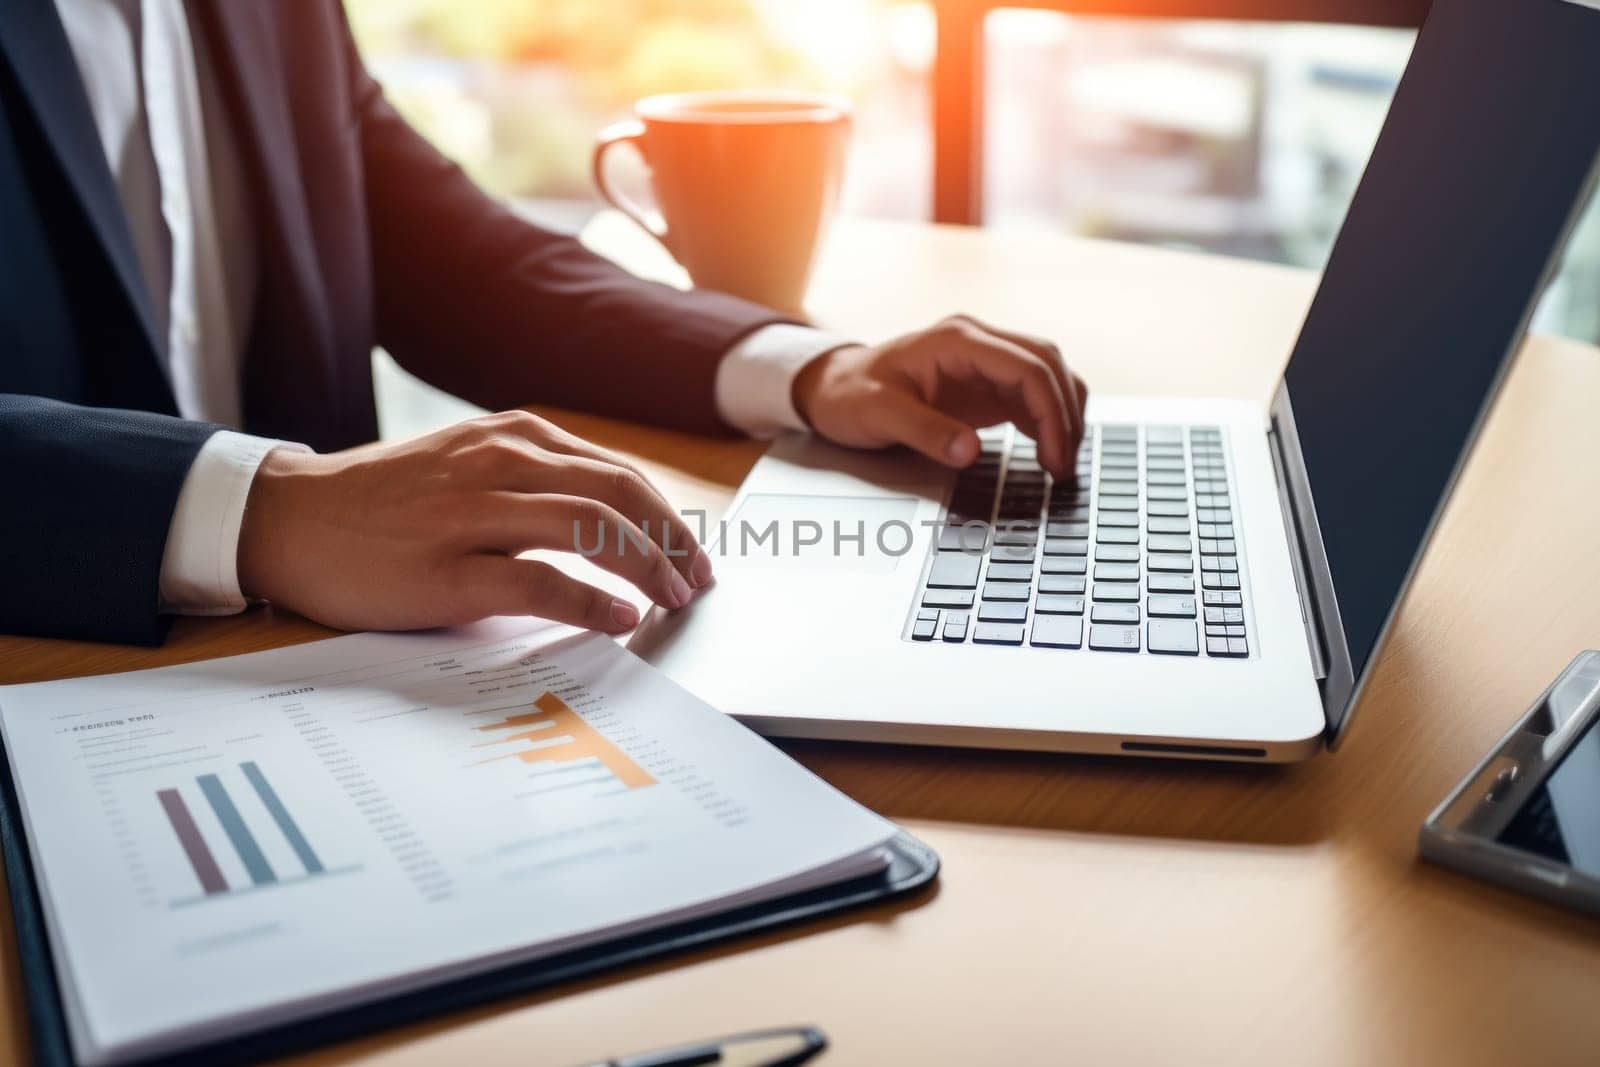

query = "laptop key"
917;608;940;622
1146;485;1188;502
1046;521;1090;538
983;582;1030;602
1098;496;1138;512
923;589;975;609
1147;553;1194;573
993;528;1038;547
1148;573;1195;594
1097;512;1139;528
1044;538;1089;556
1089;625;1141;652
938;523;990;552
1147;595;1198;618
1148;501;1189;517
1092;584;1140;603
1040;556;1088;575
1147;534;1193;553
1148;619;1199;656
993;543;1038;562
987;562;1035;582
1146;471;1187;486
1094;563;1139;582
1030;615;1084;649
1096;545;1139;563
973;622;1026;646
943;613;970;642
1039;575;1086;595
927;553;982;588
1035;595;1085;615
979;602;1028;623
1206;636;1230;655
1147;516;1191;534
912;619;938;641
1097;528;1139;545
1092;604;1140;625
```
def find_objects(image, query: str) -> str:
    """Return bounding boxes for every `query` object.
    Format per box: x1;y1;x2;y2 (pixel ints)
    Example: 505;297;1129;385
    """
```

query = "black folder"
0;739;938;1067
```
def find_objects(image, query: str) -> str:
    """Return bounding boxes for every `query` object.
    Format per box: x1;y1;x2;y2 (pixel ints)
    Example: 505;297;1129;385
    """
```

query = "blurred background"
345;0;1600;344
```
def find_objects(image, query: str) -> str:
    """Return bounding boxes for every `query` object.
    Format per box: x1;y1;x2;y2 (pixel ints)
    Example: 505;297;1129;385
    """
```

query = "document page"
0;621;897;1065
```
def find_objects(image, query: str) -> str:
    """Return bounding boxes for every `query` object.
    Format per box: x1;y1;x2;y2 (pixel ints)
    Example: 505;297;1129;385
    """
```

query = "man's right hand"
237;410;711;635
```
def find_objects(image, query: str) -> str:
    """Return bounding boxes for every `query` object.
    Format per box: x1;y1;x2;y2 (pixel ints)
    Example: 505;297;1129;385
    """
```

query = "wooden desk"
5;216;1600;1066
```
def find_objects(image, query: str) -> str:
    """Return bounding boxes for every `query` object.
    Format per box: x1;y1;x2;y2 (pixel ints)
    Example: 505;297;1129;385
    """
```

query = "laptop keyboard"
906;424;1251;656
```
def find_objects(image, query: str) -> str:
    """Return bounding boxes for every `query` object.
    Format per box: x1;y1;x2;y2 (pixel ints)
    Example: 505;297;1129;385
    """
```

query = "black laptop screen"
1282;0;1600;695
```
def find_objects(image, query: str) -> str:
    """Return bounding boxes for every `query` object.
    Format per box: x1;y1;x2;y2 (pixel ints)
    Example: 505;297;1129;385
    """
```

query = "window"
983;12;1600;343
347;2;1600;343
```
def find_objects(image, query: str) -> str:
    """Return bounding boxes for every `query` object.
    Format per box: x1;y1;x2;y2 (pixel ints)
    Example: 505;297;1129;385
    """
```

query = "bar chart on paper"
155;760;358;906
0;623;901;1065
470;692;658;795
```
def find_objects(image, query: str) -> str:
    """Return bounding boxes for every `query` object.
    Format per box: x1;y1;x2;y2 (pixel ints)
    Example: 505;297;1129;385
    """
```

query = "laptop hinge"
1267;422;1330;682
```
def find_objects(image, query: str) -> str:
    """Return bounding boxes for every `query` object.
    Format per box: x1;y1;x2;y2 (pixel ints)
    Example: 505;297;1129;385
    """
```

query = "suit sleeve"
0;394;218;645
338;14;794;437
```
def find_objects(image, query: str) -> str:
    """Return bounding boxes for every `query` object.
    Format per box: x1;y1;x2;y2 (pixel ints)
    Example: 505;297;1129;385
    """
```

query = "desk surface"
4;216;1600;1066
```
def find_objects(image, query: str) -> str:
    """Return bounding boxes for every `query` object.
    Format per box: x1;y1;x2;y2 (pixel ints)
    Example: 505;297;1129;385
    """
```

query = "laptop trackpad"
715;493;921;574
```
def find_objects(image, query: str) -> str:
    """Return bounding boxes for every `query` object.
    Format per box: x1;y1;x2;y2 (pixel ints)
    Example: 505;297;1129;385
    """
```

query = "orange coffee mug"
592;91;851;313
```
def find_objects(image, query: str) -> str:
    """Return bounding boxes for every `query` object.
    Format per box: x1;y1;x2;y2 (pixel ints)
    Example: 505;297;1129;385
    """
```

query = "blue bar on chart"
198;773;276;886
240;760;324;875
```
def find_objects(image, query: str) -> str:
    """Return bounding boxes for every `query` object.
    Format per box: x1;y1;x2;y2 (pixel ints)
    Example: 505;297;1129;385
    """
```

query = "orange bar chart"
473;692;656;790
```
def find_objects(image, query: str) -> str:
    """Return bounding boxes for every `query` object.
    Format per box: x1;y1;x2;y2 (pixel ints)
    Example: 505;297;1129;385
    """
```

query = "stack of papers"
0;621;899;1065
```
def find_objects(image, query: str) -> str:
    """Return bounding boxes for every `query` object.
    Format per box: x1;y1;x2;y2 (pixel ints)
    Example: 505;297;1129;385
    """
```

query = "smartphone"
1421;650;1600;916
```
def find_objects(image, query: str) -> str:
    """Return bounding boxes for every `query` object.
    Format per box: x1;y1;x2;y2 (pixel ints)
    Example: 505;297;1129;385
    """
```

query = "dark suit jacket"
0;0;787;645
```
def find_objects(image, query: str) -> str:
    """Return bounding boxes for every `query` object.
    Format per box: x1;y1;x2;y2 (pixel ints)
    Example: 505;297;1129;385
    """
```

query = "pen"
579;1025;827;1067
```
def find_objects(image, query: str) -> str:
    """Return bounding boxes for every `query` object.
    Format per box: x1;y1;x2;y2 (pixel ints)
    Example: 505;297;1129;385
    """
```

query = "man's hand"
237;410;711;635
791;314;1089;479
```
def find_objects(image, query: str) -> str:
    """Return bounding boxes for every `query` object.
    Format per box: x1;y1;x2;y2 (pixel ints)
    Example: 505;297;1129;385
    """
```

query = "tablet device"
1421;651;1600;915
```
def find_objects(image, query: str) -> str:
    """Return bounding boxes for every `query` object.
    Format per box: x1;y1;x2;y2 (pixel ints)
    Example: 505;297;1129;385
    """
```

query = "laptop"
631;0;1600;761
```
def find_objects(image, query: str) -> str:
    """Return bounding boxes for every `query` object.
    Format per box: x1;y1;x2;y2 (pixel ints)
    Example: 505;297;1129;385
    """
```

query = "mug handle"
592;120;672;253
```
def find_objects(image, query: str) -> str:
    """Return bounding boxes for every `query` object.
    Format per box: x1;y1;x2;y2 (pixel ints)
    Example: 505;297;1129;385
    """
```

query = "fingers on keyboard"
915;424;1246;654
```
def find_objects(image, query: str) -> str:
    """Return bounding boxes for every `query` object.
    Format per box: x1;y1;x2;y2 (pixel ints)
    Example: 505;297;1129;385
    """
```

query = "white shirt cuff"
158;430;308;615
715;323;856;438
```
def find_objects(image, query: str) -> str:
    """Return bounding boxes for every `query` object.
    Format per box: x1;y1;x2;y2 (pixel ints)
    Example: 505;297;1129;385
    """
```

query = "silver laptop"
632;0;1600;761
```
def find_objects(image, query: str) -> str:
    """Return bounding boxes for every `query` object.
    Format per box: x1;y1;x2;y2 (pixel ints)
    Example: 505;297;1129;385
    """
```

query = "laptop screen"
1281;0;1600;727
